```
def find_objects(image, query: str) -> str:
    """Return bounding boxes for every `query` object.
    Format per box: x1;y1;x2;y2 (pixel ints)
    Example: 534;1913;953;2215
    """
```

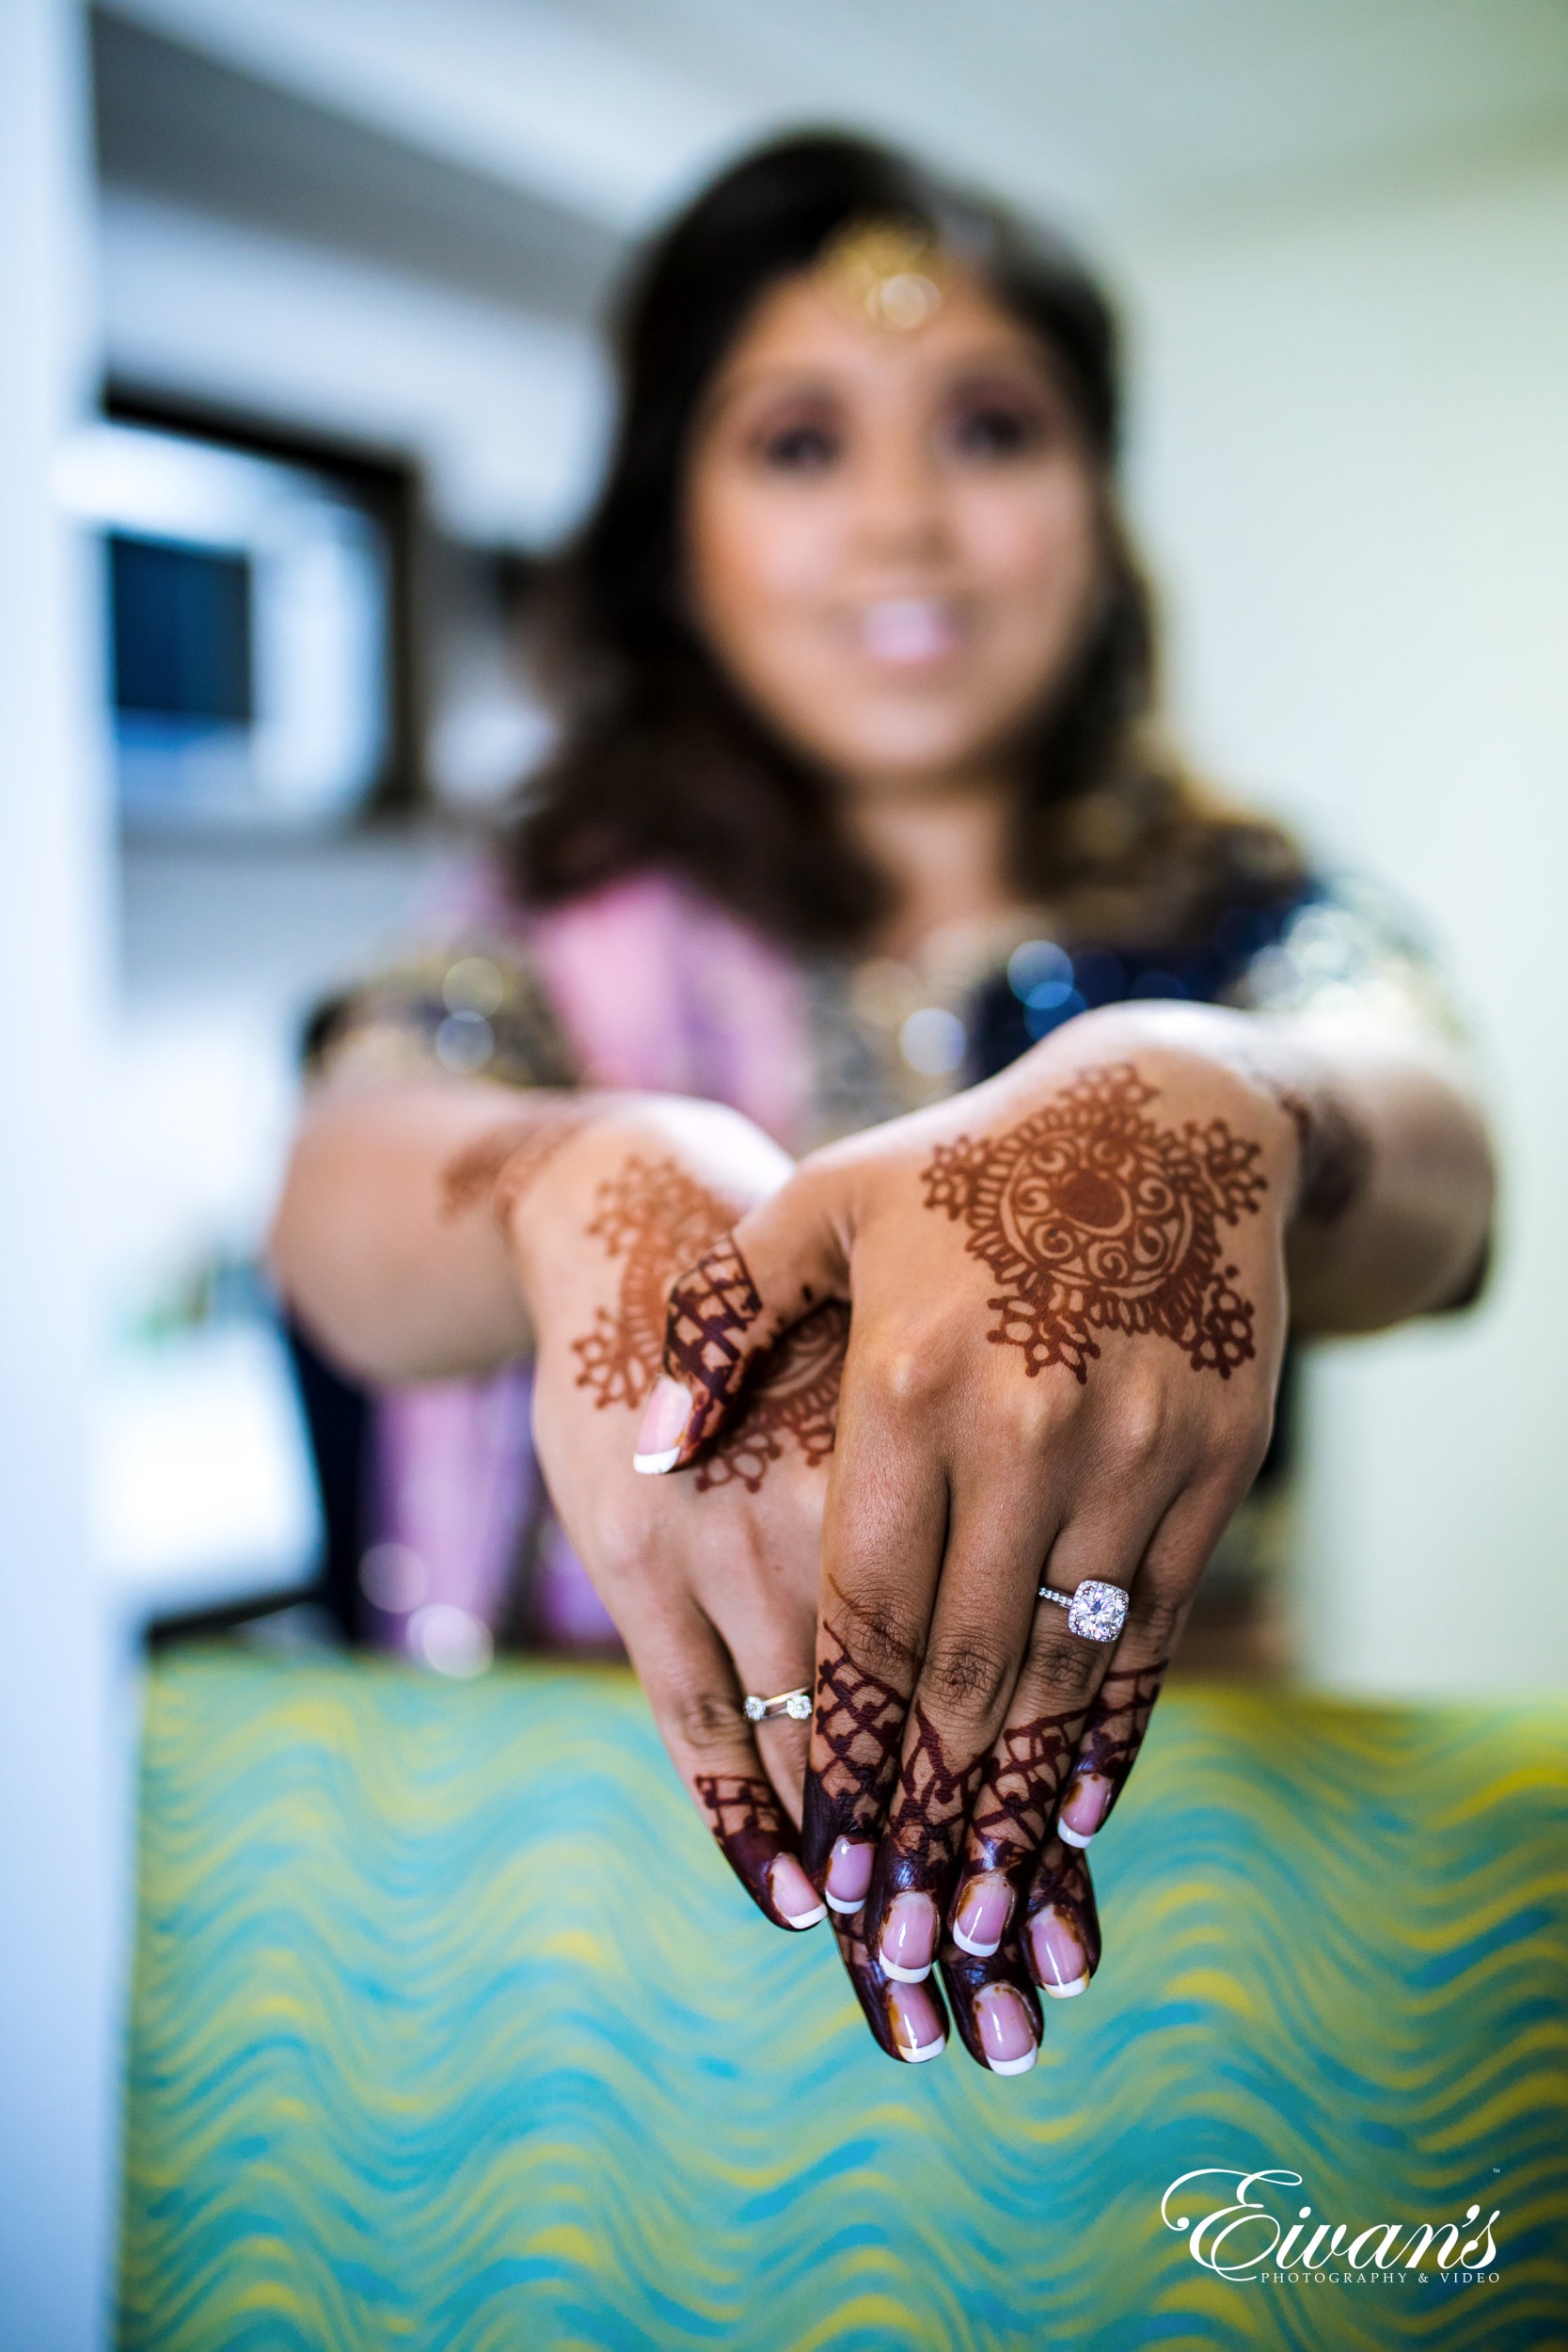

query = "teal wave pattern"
119;1654;1568;2351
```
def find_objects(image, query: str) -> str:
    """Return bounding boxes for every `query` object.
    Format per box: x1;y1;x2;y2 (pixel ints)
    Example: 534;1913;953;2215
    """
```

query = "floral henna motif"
440;1099;595;1226
660;1233;768;1447
922;1062;1266;1383
694;1301;847;1495
800;1625;907;1878
965;1704;1091;1878
572;1156;734;1412
693;1772;795;1923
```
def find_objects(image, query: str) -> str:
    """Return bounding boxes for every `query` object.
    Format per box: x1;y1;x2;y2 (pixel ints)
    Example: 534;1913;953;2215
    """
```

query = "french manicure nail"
768;1854;827;1930
974;1982;1038;2075
886;1979;945;2063
1058;1772;1111;1847
951;1873;1012;1959
1029;1905;1090;1997
824;1836;874;1915
633;1376;691;1473
879;1891;938;1983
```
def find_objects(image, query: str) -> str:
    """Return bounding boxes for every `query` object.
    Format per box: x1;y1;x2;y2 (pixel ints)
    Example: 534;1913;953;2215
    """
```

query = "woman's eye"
946;402;1046;459
756;421;840;472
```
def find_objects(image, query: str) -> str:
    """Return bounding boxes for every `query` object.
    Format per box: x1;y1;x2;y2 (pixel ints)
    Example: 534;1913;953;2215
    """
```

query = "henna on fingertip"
949;1699;1092;1959
1021;1838;1102;1999
863;1706;988;1983
940;1937;1043;2075
694;1773;825;1931
1056;1658;1168;1846
800;1626;906;1910
830;1901;949;2065
647;1231;768;1465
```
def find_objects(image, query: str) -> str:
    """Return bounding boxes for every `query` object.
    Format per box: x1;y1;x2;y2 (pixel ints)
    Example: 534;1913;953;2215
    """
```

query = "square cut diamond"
1067;1580;1129;1643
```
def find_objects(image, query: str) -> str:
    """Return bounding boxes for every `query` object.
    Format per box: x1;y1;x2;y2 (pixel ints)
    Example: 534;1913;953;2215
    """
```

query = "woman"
273;134;1494;2075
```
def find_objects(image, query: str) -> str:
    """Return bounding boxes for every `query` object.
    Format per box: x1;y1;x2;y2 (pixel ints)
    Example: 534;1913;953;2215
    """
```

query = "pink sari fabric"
367;874;814;1659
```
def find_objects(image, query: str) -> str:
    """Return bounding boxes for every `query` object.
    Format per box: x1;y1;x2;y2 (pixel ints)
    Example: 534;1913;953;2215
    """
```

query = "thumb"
633;1164;847;1474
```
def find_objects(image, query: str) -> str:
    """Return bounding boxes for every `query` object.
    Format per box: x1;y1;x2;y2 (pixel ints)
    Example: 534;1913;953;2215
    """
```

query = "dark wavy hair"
504;131;1303;952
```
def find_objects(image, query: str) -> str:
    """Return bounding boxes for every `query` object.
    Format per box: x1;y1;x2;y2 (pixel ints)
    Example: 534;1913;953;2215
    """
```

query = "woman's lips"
857;598;961;668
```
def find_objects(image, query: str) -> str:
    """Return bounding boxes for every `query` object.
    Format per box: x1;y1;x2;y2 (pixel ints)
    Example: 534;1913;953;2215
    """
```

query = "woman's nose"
850;438;951;563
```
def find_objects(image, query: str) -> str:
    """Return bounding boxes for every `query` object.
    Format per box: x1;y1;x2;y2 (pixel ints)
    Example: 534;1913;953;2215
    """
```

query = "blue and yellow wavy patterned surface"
120;1653;1567;2350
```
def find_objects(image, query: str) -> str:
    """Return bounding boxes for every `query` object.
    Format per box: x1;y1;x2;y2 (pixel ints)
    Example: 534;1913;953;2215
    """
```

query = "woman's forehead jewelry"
1037;1578;1129;1644
817;216;945;333
743;1685;814;1723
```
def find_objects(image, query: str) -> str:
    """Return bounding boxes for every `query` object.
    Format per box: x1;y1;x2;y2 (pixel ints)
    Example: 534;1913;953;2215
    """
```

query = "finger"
633;1165;847;1474
800;1405;950;1918
1054;1478;1235;1847
939;1934;1044;2076
626;1599;827;1933
830;1890;951;2067
1020;1835;1103;1999
863;1460;1169;1989
945;1483;1191;1961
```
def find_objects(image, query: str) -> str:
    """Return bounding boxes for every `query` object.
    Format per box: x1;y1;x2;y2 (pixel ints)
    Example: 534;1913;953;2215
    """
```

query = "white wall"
0;3;121;2343
1119;155;1568;1692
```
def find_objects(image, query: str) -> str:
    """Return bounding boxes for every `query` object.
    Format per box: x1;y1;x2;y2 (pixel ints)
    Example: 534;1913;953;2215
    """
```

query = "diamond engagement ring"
1037;1579;1129;1644
743;1687;813;1724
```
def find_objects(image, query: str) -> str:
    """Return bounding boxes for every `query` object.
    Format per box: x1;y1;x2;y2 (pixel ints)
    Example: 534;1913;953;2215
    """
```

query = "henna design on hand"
1021;1837;1102;1980
570;1156;841;1490
922;1062;1266;1383
441;1099;595;1226
572;1156;735;1412
800;1624;907;1875
1063;1657;1169;1834
693;1772;796;1925
659;1233;767;1446
965;1703;1091;1879
879;1705;989;1892
694;1300;847;1495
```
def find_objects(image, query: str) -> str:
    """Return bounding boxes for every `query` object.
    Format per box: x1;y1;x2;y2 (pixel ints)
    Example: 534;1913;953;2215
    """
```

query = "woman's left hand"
635;1010;1301;2066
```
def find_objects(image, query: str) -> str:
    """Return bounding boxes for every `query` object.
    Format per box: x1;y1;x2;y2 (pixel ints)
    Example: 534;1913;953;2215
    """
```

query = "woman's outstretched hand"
635;1010;1306;2061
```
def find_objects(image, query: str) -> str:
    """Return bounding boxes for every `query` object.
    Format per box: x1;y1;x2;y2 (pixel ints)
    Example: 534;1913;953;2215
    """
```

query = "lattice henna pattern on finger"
696;1300;847;1495
801;1625;907;1863
1067;1658;1168;1816
922;1062;1266;1383
966;1704;1090;1874
659;1232;767;1443
882;1705;989;1881
693;1772;793;1918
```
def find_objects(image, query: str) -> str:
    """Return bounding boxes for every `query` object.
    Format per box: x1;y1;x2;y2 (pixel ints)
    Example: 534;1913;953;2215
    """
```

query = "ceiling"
100;0;1568;269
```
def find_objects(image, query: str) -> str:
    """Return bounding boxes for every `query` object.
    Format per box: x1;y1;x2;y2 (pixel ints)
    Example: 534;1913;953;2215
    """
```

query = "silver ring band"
1037;1578;1129;1645
743;1686;813;1724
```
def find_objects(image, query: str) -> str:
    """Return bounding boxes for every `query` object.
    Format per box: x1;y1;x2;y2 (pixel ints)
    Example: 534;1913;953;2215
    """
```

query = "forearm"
1015;1002;1496;1335
269;1076;584;1383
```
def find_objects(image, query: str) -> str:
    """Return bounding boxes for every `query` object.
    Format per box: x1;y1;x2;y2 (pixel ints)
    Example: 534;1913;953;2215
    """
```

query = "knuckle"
669;1686;747;1755
1131;1588;1185;1653
1112;1388;1168;1470
921;1631;1015;1724
866;1339;950;1416
832;1587;927;1685
1025;1632;1101;1704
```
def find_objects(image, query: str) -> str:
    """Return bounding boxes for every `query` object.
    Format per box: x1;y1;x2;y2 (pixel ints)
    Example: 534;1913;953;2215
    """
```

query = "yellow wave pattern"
119;1655;1567;2351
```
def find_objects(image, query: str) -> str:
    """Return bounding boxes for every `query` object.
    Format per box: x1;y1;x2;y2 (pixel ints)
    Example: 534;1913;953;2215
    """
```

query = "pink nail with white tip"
951;1873;1012;1958
887;1980;945;2063
1029;1906;1089;1997
768;1854;827;1930
1057;1772;1111;1847
633;1377;691;1473
824;1836;874;1915
974;1983;1038;2075
879;1891;937;1982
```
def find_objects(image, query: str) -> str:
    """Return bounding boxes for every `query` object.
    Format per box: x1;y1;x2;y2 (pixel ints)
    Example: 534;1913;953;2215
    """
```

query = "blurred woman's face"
684;265;1104;796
